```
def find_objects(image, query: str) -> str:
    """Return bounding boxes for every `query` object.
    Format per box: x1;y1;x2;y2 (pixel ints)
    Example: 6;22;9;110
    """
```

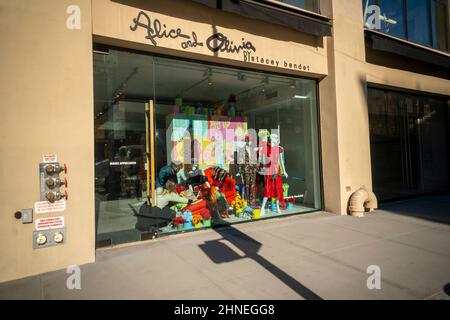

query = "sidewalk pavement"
1;195;450;300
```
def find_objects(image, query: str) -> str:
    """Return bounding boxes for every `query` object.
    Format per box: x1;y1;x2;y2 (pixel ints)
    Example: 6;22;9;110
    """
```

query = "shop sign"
129;10;311;72
34;200;66;214
35;216;65;231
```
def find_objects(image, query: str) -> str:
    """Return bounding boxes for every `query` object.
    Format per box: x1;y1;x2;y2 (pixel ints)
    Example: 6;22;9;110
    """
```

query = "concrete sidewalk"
1;195;450;300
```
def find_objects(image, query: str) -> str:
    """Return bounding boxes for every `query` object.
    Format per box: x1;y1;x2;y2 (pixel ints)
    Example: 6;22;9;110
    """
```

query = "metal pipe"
348;187;378;218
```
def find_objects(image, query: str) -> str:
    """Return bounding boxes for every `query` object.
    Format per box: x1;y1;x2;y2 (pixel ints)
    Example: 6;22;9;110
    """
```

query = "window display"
94;48;322;246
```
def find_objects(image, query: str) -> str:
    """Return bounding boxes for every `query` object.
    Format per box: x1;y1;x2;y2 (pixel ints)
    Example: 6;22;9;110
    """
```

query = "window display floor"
96;195;318;244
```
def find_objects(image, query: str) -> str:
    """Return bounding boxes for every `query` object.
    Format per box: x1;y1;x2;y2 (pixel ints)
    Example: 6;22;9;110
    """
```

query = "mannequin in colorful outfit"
237;134;259;207
260;133;288;216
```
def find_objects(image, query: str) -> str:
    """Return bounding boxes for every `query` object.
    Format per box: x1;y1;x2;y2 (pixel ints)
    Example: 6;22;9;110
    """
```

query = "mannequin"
260;133;288;215
237;134;259;207
155;180;193;209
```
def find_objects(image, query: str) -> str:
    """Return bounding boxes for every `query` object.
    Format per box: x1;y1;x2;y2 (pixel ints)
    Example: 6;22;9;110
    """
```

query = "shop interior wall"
0;0;95;283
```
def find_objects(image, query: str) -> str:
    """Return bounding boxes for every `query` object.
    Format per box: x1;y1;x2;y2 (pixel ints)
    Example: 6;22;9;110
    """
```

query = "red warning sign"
35;217;65;231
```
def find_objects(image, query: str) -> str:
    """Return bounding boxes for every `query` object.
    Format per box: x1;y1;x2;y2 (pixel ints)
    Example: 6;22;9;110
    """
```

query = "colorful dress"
262;145;285;206
238;148;259;206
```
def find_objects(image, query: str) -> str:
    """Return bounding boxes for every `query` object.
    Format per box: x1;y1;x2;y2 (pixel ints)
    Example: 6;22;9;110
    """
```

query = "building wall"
320;0;450;215
319;0;373;215
366;62;450;96
0;0;95;283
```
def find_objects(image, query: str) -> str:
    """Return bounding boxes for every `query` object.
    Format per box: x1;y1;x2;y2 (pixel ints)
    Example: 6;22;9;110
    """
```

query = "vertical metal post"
145;102;151;206
150;100;156;207
145;100;156;207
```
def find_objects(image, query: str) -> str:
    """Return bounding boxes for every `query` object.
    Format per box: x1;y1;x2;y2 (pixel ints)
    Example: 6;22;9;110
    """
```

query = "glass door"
369;88;450;201
94;49;156;246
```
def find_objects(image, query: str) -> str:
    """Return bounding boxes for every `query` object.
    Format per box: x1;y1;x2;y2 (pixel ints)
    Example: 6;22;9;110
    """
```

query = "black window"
407;0;432;46
277;0;320;13
363;0;449;52
431;0;449;51
379;0;407;39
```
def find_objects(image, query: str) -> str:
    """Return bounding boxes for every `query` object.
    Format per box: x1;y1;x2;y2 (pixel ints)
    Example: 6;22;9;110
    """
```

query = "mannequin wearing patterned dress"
238;137;259;207
260;133;288;215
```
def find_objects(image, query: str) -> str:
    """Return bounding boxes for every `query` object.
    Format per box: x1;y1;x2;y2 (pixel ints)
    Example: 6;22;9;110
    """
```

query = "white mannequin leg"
276;200;281;214
260;197;268;216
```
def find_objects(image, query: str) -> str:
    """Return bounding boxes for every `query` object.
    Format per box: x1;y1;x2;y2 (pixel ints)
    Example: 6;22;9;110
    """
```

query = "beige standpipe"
145;101;156;207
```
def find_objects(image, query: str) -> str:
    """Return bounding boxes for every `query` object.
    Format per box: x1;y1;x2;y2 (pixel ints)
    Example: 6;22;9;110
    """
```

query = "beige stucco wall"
319;0;373;215
366;63;450;96
0;0;95;283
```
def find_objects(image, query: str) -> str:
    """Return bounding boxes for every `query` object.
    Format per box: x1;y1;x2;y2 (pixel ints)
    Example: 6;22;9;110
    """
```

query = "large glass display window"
368;87;450;201
94;48;322;246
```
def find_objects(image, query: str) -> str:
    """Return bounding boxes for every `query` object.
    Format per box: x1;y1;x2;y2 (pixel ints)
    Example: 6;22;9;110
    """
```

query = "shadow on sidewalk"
379;194;450;225
198;221;322;300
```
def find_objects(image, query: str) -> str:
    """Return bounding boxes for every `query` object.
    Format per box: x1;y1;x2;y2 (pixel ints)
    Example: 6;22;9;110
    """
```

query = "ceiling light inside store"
294;95;309;99
208;77;213;86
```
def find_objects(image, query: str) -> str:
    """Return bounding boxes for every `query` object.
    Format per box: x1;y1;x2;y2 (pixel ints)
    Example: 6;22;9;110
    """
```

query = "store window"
94;49;322;246
277;0;320;13
406;0;432;47
363;0;449;52
431;0;449;51
368;87;450;201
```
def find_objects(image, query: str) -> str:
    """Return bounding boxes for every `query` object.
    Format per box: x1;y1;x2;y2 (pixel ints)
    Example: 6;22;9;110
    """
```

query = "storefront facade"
1;0;449;283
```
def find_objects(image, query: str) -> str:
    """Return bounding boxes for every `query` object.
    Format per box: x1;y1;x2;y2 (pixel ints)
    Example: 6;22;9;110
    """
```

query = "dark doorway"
368;87;450;201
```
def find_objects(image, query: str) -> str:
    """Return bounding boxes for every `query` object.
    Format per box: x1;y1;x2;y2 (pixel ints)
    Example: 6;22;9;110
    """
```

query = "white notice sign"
35;216;65;231
34;200;66;214
42;154;58;163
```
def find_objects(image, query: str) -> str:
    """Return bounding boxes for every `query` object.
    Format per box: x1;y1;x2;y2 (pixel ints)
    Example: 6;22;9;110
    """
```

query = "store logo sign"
130;10;311;72
130;11;255;54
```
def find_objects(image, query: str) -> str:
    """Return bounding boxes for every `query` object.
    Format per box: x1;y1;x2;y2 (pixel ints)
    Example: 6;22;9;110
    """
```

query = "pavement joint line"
384;236;450;259
315;222;449;258
265;229;425;298
322;215;436;241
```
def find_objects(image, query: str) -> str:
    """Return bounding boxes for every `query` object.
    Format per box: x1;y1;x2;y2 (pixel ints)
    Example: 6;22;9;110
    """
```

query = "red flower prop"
172;216;186;225
200;209;211;220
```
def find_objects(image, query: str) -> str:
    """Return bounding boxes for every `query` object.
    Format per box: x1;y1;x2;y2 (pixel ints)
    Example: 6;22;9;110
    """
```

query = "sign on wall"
35;216;65;231
34;200;66;214
92;0;328;75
